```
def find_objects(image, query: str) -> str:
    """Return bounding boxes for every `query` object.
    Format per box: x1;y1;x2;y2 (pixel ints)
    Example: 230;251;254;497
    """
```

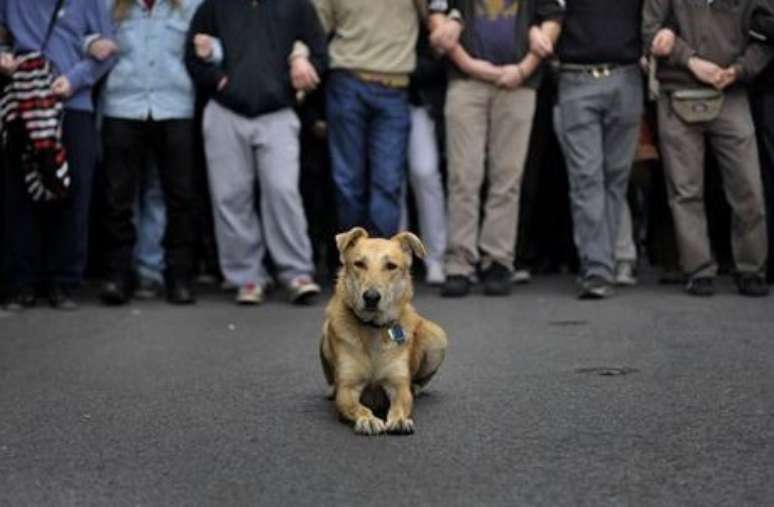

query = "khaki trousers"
658;88;768;277
444;79;536;276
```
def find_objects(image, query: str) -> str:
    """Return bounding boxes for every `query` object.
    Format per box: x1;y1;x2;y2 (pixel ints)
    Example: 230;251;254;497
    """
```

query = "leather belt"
352;70;410;89
559;63;622;79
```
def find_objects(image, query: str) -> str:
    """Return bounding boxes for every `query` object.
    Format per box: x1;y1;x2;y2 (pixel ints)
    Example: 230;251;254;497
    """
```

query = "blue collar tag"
388;325;406;344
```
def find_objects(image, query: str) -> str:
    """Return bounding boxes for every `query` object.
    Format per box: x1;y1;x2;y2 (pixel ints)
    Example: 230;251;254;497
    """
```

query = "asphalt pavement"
1;274;773;506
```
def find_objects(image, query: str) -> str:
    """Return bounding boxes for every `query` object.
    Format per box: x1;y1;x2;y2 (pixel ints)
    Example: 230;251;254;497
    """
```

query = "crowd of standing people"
0;0;772;312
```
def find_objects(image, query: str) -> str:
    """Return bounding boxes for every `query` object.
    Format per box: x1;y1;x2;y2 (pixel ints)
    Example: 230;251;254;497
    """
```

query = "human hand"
290;56;320;92
529;26;553;58
0;52;20;76
714;66;738;90
430;19;462;54
193;33;215;60
496;64;525;89
51;75;73;98
88;38;119;61
688;57;723;87
651;28;676;57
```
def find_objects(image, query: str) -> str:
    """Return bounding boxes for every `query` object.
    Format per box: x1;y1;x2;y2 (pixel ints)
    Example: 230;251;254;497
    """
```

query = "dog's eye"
353;260;367;270
385;262;399;271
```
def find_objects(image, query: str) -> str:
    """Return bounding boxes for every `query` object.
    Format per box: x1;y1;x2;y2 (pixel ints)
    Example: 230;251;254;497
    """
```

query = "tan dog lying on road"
320;227;448;435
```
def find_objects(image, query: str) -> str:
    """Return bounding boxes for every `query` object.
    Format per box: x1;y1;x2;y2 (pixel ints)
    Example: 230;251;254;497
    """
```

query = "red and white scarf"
0;52;69;202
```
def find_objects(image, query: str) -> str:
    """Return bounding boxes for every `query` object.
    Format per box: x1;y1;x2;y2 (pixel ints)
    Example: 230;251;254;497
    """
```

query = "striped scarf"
0;53;69;202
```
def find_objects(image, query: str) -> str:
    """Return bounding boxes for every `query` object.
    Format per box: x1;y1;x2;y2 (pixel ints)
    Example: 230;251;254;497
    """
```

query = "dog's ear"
335;227;369;262
391;231;426;260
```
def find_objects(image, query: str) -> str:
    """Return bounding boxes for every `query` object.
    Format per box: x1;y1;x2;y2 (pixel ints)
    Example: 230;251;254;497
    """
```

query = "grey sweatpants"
554;65;643;281
202;100;314;288
400;106;447;267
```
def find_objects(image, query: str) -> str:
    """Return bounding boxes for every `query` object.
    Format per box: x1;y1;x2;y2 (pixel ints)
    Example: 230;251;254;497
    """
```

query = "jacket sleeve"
751;0;774;42
736;1;774;81
535;0;564;24
312;0;334;34
298;0;328;76
64;0;116;93
185;0;226;93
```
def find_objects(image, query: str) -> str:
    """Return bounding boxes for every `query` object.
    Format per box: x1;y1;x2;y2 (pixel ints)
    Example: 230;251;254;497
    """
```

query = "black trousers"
751;89;774;280
101;117;195;282
2;110;97;289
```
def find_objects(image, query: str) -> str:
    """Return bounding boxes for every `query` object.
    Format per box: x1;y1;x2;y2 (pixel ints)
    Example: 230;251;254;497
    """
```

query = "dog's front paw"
386;417;415;435
354;416;386;436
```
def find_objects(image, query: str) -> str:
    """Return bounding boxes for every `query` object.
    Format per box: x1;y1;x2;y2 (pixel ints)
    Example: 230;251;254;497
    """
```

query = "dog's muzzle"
362;289;381;310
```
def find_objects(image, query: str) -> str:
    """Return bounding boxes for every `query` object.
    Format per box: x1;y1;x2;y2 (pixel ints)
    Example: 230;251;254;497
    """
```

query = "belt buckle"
591;67;611;79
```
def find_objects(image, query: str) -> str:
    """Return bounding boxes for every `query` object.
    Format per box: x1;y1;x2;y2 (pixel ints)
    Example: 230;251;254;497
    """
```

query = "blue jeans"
134;159;166;284
326;71;410;237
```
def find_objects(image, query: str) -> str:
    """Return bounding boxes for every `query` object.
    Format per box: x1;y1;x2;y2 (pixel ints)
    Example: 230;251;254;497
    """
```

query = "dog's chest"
356;332;410;383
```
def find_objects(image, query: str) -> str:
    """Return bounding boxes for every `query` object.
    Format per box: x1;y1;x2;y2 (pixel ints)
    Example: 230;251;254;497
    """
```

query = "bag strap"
41;0;67;52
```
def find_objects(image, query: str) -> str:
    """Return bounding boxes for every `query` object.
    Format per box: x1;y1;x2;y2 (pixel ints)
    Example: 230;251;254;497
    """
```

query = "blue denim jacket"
100;0;202;120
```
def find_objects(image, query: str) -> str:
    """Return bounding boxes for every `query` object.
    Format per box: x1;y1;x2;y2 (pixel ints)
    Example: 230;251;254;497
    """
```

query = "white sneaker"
511;268;531;284
424;261;446;285
236;283;264;305
615;261;637;286
288;275;321;305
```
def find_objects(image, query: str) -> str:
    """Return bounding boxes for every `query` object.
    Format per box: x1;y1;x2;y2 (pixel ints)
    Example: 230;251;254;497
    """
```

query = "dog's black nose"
363;289;381;308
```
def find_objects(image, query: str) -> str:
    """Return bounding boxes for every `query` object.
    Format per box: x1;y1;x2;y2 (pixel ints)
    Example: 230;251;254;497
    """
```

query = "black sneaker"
684;276;715;297
735;273;769;297
166;278;196;305
48;285;78;311
100;279;129;306
441;275;470;298
482;262;512;296
578;275;613;300
4;287;36;312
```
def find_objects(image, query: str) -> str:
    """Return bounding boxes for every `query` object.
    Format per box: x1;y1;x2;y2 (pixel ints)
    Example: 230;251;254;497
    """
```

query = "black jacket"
753;1;774;89
185;0;328;118
433;0;564;88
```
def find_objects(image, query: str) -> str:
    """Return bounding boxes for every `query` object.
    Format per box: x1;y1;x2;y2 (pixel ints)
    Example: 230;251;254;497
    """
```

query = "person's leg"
154;119;196;302
657;96;716;289
708;90;768;294
134;157;166;292
253;108;317;295
614;200;638;285
2;134;42;306
407;105;447;282
202;100;269;289
751;90;774;282
443;79;490;281
101;117;144;293
326;72;368;232
603;67;643;285
366;84;410;237
554;74;610;285
47;110;99;307
481;87;536;272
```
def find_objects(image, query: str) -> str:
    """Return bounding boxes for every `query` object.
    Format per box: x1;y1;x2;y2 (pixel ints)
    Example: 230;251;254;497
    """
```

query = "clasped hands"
650;28;738;90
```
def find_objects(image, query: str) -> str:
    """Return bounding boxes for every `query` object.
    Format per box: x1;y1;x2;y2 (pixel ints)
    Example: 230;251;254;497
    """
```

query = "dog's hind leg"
320;334;336;398
410;319;448;392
